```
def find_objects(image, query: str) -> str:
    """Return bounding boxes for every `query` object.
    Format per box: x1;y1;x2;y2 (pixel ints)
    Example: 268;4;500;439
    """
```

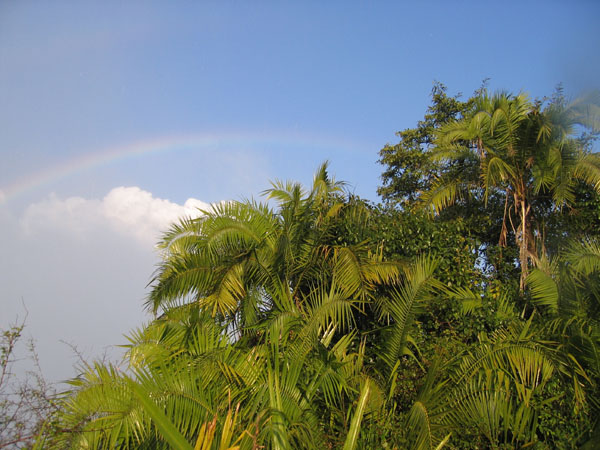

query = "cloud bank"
21;186;209;245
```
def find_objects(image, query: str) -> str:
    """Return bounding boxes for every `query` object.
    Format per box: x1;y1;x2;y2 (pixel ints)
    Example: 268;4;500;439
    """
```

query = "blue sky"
1;1;599;382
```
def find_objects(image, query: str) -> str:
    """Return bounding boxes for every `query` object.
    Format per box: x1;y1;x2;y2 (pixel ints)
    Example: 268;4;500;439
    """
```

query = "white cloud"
21;186;210;246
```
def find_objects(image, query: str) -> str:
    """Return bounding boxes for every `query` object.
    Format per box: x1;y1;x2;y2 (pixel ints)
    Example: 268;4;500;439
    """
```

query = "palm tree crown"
423;90;600;290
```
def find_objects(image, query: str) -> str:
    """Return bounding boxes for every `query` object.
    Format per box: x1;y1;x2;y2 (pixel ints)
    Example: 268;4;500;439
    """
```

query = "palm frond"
527;268;559;315
419;178;463;215
343;377;372;450
380;256;440;368
566;238;600;276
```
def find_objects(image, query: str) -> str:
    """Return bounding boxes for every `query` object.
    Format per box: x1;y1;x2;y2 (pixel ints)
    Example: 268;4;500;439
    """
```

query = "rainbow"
0;131;367;204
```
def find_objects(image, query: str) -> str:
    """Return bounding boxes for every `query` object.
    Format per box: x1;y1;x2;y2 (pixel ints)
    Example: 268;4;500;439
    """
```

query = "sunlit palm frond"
342;377;372;450
566;238;600;276
419;178;463;215
481;155;514;204
146;252;223;314
527;268;560;315
379;256;440;368
200;263;246;317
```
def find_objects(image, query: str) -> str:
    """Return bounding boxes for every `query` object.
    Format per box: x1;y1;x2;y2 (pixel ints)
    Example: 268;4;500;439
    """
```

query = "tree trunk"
518;198;530;292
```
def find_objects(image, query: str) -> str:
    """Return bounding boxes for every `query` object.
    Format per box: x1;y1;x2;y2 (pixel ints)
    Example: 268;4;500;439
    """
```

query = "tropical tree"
424;90;600;290
148;162;399;325
378;82;475;208
43;164;414;449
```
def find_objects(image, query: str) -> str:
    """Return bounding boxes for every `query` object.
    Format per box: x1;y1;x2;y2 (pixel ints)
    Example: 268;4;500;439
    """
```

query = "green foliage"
424;89;600;289
378;82;475;207
41;85;600;448
43;165;405;449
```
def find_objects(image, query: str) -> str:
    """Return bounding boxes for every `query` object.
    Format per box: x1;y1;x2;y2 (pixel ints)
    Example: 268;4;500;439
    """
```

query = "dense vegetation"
21;85;600;448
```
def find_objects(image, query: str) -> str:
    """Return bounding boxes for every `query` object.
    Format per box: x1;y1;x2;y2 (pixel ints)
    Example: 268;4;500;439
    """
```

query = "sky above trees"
1;1;599;383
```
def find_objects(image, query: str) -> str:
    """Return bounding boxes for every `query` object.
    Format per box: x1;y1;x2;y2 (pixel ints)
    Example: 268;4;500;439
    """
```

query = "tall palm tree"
423;91;600;290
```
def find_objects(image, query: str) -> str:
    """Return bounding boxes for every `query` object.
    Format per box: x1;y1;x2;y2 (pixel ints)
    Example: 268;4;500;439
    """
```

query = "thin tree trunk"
518;198;530;292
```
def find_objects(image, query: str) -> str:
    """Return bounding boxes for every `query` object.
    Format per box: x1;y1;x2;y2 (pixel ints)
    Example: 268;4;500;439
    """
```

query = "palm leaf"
129;378;193;450
380;256;440;368
527;268;559;314
343;377;372;450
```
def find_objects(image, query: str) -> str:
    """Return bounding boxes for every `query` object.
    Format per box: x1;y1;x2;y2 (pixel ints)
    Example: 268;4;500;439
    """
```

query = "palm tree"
148;162;398;325
424;91;600;290
43;164;411;449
